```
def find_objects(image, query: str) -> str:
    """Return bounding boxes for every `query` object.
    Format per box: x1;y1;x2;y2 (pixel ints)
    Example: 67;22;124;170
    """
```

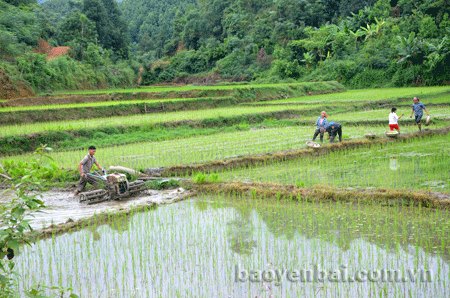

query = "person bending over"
326;121;342;143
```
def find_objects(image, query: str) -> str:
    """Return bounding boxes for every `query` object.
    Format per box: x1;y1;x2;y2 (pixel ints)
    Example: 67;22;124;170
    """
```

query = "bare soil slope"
0;69;35;99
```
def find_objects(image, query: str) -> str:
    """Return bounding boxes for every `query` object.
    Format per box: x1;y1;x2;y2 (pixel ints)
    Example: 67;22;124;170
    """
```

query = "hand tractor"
78;170;147;204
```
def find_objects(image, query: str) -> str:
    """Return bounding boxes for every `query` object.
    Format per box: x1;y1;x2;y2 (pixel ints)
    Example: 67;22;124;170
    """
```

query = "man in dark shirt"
326;121;342;143
74;146;104;195
409;97;430;131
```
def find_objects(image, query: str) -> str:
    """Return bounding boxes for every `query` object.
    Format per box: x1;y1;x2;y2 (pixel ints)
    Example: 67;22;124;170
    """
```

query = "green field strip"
250;86;450;105
312;106;450;122
0;96;224;112
219;132;450;192
4;124;445;171
396;93;450;105
0;104;325;137
50;82;334;95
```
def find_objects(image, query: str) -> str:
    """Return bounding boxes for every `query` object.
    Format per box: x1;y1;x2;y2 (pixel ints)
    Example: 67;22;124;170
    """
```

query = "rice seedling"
5;123;440;171
0;97;218;112
220;132;450;192
3;85;450;297
52;82;333;95
14;195;450;297
0;104;324;137
299;106;450;122
251;86;450;105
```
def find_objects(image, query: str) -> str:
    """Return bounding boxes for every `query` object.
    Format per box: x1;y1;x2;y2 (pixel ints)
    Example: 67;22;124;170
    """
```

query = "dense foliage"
0;0;135;93
130;0;450;87
1;0;450;93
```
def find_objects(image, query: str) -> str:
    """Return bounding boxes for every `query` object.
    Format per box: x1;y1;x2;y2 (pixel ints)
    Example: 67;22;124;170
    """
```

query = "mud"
0;188;193;232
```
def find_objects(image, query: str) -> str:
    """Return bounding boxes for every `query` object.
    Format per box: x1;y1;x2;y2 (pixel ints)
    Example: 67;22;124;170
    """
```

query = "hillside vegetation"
1;0;449;96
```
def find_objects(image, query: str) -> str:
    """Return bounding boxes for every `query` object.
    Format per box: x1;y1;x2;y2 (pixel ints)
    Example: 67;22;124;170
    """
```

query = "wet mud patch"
0;187;193;235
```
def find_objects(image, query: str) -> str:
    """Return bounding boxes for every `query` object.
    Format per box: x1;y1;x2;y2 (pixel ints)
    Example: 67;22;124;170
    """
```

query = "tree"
347;29;364;49
82;0;129;59
3;0;36;7
58;12;97;61
396;32;425;66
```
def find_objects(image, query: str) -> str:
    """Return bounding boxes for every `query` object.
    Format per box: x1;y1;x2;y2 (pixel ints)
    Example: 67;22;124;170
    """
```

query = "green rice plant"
50;81;337;95
220;132;450;192
208;173;221;183
251;86;450;105
0;104;324;137
13;195;450;297
193;172;207;184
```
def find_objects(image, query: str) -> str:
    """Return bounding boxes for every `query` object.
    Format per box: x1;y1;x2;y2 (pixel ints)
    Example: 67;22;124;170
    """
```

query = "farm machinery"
78;170;147;204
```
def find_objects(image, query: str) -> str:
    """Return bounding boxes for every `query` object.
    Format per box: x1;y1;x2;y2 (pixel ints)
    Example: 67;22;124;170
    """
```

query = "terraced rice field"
0;104;324;136
221;132;450;192
2;84;450;298
251;86;450;104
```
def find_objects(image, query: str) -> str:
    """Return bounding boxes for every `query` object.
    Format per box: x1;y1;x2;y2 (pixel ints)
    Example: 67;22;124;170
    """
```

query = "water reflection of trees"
227;207;257;255
257;202;450;264
63;212;133;241
196;196;450;264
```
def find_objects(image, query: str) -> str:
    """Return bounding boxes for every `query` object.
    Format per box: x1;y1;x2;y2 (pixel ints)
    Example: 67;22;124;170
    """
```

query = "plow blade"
128;180;147;194
79;189;108;204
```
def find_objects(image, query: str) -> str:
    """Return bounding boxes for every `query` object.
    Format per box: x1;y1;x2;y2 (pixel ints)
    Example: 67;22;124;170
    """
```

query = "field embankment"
0;82;344;125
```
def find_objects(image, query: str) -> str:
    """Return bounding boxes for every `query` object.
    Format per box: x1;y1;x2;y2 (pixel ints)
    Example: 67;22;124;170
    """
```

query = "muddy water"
14;195;450;298
0;188;187;229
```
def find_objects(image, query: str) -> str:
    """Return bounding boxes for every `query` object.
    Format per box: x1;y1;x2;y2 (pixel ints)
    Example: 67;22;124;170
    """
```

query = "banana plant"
395;32;425;65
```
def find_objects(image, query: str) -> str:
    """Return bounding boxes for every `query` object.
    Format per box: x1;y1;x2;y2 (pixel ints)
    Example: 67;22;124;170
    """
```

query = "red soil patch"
47;47;70;60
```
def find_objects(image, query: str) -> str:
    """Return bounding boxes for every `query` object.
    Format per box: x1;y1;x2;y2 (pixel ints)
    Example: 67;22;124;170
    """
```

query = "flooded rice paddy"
222;134;450;192
16;194;450;297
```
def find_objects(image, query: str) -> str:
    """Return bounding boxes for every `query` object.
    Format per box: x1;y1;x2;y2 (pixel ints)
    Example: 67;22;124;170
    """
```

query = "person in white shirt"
389;107;404;133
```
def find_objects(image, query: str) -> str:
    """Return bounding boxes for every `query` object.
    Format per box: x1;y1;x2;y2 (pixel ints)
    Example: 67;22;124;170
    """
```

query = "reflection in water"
390;157;399;171
227;206;256;255
16;196;450;298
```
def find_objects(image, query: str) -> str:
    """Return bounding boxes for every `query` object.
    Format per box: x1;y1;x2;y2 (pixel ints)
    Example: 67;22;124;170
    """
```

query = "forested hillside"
1;0;449;95
122;0;449;87
0;0;136;95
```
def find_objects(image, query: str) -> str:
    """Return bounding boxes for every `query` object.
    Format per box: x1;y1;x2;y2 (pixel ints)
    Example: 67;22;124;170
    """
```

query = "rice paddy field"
251;86;450;104
0;104;324;136
2;83;450;297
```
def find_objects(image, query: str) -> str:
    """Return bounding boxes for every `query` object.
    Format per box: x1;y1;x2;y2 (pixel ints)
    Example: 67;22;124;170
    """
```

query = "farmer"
312;111;328;143
409;97;429;132
74;146;104;195
325;121;342;143
389;107;404;133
